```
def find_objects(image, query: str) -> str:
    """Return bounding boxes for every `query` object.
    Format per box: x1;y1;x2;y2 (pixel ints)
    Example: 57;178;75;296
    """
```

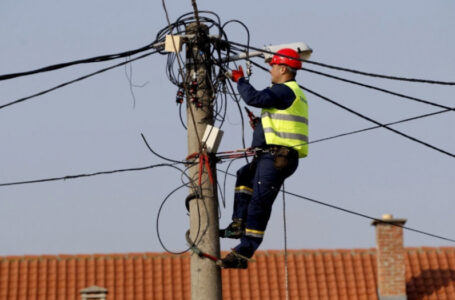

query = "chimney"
80;286;108;300
372;214;407;300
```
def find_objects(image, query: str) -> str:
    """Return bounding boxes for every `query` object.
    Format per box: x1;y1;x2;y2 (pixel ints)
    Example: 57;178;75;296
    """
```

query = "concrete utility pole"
185;23;222;300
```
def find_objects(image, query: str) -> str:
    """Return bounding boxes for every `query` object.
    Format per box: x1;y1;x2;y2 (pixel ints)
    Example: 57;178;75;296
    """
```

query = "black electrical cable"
227;41;455;85
0;50;158;111
309;107;454;145
141;130;207;247
220;158;236;209
302;85;455;159
141;133;192;165
216;181;226;210
141;115;206;253
226;79;248;153
284;190;455;244
0;42;159;82
303;59;455;86
156;182;191;255
217;169;455;244
221;19;251;78
242;48;452;111
300;66;452;110
154;160;205;255
178;102;187;130
0;163;176;187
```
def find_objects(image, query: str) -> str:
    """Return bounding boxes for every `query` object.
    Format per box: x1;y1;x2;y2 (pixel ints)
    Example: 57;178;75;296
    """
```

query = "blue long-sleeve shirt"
237;77;296;147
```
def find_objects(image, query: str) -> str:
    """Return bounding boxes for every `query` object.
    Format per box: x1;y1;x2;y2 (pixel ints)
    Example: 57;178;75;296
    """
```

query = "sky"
0;0;454;256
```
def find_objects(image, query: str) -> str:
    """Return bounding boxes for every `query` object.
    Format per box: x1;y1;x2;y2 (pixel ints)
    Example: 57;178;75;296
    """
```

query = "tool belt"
257;145;298;170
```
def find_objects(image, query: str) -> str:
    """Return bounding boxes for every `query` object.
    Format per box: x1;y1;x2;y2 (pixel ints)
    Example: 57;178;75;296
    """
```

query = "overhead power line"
302;59;455;86
217;169;455;244
309;106;454;145
245;53;451;112
284;190;455;243
0;43;160;82
0;50;157;111
302;85;455;159
0;163;176;187
250;59;455;159
300;66;453;110
2;160;453;244
227;41;455;85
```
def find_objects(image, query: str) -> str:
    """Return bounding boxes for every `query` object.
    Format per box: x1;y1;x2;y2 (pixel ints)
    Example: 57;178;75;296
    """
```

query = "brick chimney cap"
80;286;108;294
371;214;407;226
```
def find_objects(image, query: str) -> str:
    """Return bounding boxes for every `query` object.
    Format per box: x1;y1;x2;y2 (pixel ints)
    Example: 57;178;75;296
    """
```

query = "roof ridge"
2;247;454;262
0;252;190;262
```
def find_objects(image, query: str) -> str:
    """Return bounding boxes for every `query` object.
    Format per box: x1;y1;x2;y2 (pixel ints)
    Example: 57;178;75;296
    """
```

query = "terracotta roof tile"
1;248;455;300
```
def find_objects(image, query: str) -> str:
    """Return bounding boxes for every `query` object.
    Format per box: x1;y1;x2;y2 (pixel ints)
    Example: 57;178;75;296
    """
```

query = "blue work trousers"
232;151;298;258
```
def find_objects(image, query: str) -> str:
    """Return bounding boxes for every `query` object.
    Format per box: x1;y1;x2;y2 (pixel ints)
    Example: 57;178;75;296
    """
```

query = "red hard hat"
269;48;302;69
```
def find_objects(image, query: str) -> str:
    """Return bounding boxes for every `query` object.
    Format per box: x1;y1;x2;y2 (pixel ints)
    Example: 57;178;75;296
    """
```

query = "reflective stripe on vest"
263;127;309;143
261;111;308;125
261;81;309;158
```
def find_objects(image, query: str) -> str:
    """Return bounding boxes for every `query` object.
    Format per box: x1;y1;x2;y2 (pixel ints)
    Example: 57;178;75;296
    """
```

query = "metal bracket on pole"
151;34;221;52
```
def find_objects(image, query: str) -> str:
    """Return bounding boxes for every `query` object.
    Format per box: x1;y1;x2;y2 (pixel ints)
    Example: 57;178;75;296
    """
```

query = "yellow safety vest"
261;81;309;158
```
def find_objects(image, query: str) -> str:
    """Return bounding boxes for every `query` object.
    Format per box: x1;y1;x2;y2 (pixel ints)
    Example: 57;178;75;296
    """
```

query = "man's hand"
231;66;244;82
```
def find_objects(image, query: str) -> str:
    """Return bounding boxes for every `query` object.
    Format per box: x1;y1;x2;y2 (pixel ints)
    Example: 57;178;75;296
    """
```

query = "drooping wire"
178;102;187;130
221;20;251;78
156;182;191;255
155;161;205;255
217;168;455;244
0;50;158;111
216;181;226;210
141;133;191;165
221;158;237;209
141;129;208;253
225;75;249;164
124;58;150;108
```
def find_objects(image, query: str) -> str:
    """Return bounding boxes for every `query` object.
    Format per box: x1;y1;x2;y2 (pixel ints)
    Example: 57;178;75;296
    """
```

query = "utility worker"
219;48;309;269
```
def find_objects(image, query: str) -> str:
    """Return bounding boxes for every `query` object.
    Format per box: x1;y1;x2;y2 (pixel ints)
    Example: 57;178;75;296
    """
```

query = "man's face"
269;64;284;84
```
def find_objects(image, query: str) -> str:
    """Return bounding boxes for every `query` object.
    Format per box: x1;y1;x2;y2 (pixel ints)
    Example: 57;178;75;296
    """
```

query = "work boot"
219;219;244;239
219;251;248;269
